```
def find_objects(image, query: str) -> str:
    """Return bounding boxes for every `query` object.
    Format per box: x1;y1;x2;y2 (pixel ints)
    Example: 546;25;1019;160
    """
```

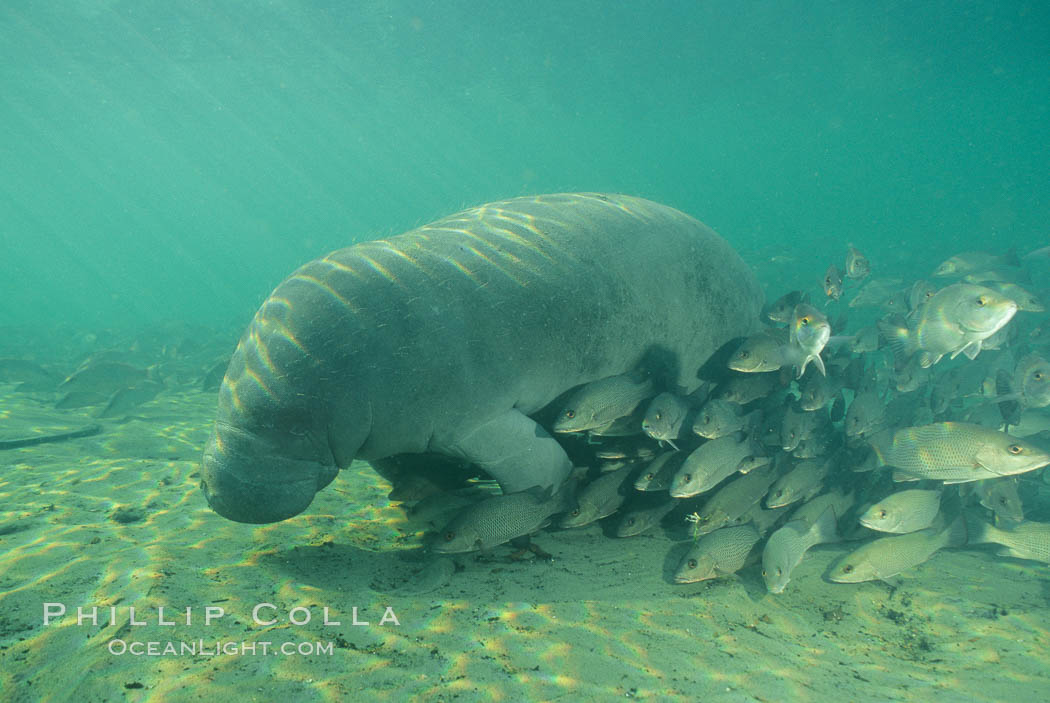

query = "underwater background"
2;1;1050;701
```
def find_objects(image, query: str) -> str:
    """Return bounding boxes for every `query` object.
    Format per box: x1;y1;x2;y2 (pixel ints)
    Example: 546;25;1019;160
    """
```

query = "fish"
765;459;829;509
687;463;778;535
0;358;60;387
713;373;782;405
54;390;111;409
858;488;942;534
848;278;903;309
983;281;1044;312
615;498;677;537
907;280;937;313
433;481;574;553
828;516;967;583
553;372;655;433
849;326;881;354
781;402;826;452
670;433;755;498
95;381;165;418
823;264;844;301
969;518;1050;564
787;304;831;377
673;524;762;583
933;251;1018;278
798;372;843;413
878;284;1018;368
727;330;788;373
633;451;686;492
975;478;1024;523
559;467;633;528
59;361;150;395
765;290;808;324
762;507;839;593
870;422;1050;483
995;354;1050;411
692;399;754;439
844;388;885;438
788;489;855;527
845;244;870;281
641;392;693;449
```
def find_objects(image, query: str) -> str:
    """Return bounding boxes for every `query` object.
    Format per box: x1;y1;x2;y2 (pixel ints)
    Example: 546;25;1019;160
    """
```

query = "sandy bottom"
1;388;1048;702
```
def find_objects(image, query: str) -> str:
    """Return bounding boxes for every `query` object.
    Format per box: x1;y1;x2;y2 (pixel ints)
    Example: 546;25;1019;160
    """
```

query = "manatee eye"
687;559;698;569
1008;444;1023;455
444;531;456;542
565;409;575;419
843;564;854;574
976;296;987;307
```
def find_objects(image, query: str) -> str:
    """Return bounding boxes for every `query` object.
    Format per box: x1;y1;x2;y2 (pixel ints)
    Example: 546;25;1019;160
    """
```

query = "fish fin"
943;515;968;548
952;340;982;361
918;351;941;368
664;438;680;451
891;470;921;482
811;354;826;377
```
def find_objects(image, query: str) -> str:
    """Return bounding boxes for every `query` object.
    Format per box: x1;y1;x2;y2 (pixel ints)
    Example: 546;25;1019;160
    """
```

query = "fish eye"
565;409;575;419
800;316;811;326
687;559;698;569
654;412;662;420
976;296;987;307
761;569;767;576
1008;444;1023;455
1035;372;1044;381
571;508;580;517
777;568;782;576
444;531;456;542
626;518;636;526
878;510;887;518
703;415;711;424
646;472;655;481
740;351;750;358
682;473;692;483
842;564;854;573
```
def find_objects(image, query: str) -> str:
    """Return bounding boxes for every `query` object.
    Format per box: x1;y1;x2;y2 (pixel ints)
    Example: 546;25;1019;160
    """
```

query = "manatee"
201;193;762;523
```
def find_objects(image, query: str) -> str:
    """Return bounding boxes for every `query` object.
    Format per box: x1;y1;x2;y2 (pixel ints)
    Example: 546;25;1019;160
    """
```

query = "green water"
2;1;1047;327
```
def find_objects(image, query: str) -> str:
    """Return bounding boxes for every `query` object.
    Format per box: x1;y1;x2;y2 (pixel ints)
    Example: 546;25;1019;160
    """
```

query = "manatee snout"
200;422;338;524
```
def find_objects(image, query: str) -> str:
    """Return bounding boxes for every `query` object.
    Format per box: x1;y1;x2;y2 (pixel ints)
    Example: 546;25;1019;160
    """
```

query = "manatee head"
201;419;339;524
199;322;344;524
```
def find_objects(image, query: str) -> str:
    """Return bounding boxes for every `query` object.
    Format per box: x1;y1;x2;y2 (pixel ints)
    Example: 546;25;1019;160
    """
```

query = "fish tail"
811;506;840;545
942;515;968;548
877;315;916;366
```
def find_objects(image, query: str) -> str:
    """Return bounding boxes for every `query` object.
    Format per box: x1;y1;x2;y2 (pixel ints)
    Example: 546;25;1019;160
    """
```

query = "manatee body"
201;193;762;523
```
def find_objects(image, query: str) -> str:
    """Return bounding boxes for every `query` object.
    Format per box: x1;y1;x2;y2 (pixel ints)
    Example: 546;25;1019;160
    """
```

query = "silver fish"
560;467;633;528
845;244;870;280
871;422;1050;484
970;518;1050;564
673;524;762;583
828;517;967;582
670;433;755;499
728;330;788;373
641;392;693;449
762;507;839;593
765;460;829;509
823;264;844;301
553;373;655;433
858;488;941;534
434;482;574;553
787;304;831;377
688;463;778;535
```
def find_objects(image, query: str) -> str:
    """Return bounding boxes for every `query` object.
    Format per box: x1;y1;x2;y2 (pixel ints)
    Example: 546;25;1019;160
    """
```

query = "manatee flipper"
444;409;573;494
